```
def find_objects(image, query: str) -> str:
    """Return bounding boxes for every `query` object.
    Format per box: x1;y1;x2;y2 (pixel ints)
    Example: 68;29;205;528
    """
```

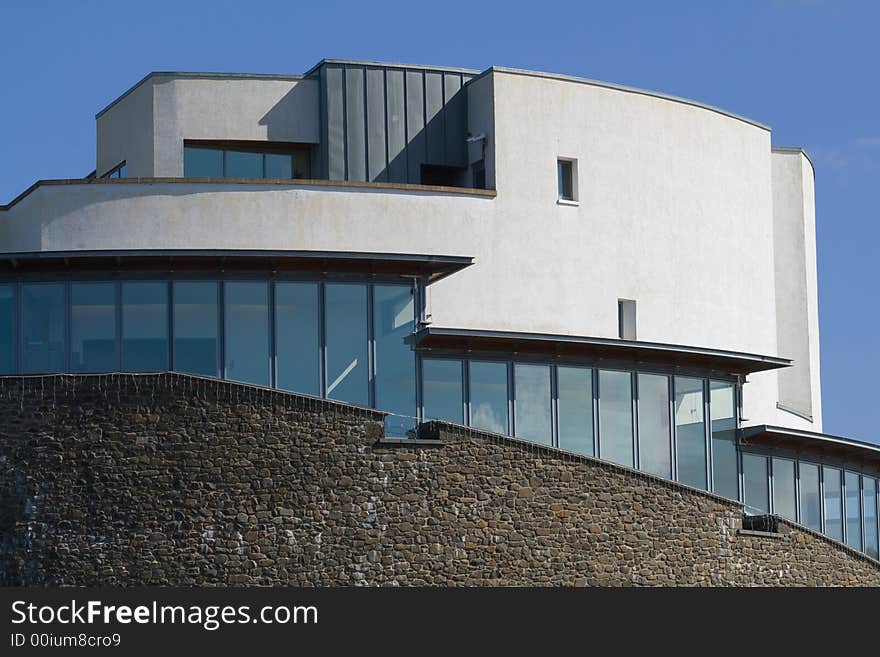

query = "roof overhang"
0;250;473;284
412;327;790;376
740;425;880;467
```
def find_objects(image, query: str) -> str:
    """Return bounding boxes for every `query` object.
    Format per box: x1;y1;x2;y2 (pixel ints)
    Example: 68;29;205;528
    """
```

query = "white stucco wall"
96;81;154;177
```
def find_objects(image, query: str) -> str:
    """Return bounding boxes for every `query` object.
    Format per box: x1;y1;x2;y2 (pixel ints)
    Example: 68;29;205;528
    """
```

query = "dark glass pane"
557;366;593;456
224;282;269;386
638;373;671;477
469;361;508;435
422;359;463;424
293;149;311;178
71;282;117;373
325;284;368;406
0;285;13;374
226;150;263;178
184;147;223;177
864;477;879;559
514;364;551;445
845;471;862;551
265;153;293;179
122;282;168;371
772;458;797;521
598;370;634;467
675;376;707;490
275;282;320;396
742;453;769;515
799;462;822;531
710;381;738;499
374;285;415;437
20;283;65;374
823;466;842;541
557;160;572;200
173;281;219;377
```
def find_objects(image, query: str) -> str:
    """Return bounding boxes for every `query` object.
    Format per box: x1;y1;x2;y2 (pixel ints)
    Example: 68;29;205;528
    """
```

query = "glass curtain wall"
71;282;117;373
799;462;822;532
598;370;634;467
325;284;369;406
0;285;13;374
864;477;879;559
374;284;416;437
710;382;738;499
844;471;862;551
422;359;463;424
637;373;671;477
557;366;593;456
514;364;551;445
224;282;269;386
20;283;65;374
122;282;168;371
823;466;843;541
742;453;769;515
469;361;508;435
173;282;219;377
675;377;707;490
275;282;320;396
771;458;797;521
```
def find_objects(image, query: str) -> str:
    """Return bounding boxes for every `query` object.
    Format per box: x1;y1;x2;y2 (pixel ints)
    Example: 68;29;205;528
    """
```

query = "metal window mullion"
768;457;775;516
463;358;470;427
632;371;640;470
115;280;122;372
705;379;713;492
860;474;866;552
794;460;802;526
670;376;679;482
593;368;600;459
13;283;20;374
269;278;276;389
63;281;71;372
319;282;327;398
507;361;514;437
550;364;559;448
168;281;175;371
819;466;826;535
368;283;376;409
217;280;225;380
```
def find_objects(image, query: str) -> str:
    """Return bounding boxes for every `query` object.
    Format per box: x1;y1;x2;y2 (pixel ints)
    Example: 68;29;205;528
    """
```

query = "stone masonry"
1;373;878;586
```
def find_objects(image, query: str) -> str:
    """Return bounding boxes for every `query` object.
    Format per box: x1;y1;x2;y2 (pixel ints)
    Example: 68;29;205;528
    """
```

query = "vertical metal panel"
405;70;426;184
344;67;367;182
366;68;387;182
443;73;466;166
385;69;407;183
425;72;445;164
324;66;346;181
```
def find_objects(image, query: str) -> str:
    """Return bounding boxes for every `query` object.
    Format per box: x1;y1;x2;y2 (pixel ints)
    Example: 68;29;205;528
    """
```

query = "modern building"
0;59;877;563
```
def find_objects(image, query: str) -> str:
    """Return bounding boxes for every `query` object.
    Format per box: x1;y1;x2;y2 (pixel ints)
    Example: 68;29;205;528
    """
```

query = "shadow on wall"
257;82;320;147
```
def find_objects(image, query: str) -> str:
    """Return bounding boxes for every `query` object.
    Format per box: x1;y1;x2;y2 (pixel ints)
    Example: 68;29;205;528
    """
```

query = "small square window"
557;158;577;202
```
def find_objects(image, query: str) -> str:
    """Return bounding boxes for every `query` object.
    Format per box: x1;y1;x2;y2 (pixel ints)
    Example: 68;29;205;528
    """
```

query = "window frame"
556;157;578;204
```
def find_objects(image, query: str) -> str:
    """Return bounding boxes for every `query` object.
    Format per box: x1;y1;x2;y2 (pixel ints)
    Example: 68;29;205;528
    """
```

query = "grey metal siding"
405;71;426;184
344;68;366;182
366;68;387;182
385;69;407;183
324;66;346;181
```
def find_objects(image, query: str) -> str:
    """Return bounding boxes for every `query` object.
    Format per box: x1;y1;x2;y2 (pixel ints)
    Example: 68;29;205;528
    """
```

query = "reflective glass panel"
293;149;310;178
710;381;738;499
173;281;219;377
598;370;634;467
0;285;13;374
71;282;117;373
772;458;797;521
21;283;65;374
422;359;463;424
225;150;263;178
637;373;671;477
122;282;168;372
184;147;223;177
674;377;707;490
325;284;368;406
799;462;822;531
469;361;508;435
557;366;593;456
742;453;769;515
224;282;269;386
514;364;551;445
864;477;879;559
823;466;842;541
265;153;293;179
845;471;862;551
275;282;320;396
374;285;416;437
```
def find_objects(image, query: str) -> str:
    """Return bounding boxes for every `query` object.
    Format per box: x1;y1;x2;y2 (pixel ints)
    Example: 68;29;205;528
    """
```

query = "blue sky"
0;1;877;442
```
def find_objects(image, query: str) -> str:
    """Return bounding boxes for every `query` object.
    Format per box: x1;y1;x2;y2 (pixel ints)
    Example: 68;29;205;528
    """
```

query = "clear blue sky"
0;1;877;442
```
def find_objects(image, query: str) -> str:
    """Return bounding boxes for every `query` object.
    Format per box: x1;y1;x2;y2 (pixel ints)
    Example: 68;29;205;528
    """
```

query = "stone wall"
1;373;878;586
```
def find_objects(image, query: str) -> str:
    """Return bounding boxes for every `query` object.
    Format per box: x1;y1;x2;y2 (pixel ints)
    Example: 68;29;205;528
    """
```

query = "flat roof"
740;425;880;467
413;327;790;375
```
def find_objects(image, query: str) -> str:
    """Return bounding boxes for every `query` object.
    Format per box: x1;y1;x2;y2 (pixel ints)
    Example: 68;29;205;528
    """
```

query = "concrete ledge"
375;438;445;448
737;529;784;539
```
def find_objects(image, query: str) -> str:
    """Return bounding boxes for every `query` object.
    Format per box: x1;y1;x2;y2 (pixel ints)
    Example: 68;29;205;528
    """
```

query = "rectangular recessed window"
20;283;65;374
557;366;594;456
325;284;369;406
618;299;637;340
422;359;463;425
637;373;671;478
122;282;168;372
173;281;219;377
514;363;551;445
225;151;263;179
0;285;13;374
799;462;822;531
844;471;862;551
864;477;879;559
742;453;769;515
224;281;269;386
772;458;797;521
674;376;707;490
598;369;634;467
557;159;575;201
184;141;312;179
275;282;320;396
469;361;509;435
184;147;223;178
823;466;843;541
71;282;117;373
374;284;416;437
710;381;738;500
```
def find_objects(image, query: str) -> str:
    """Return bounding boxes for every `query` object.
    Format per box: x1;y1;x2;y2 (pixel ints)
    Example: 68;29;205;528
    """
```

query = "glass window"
122;282;168;372
598;370;634;467
557;366;593;456
265;153;293;179
772;458;797;521
742;453;769;515
674;377;707;490
514;363;551;445
799;462;822;531
71;282;117;373
710;381;738;499
275;282;320;396
118;163;127;178
637;373;671;477
844;471;862;551
374;285;416;437
864;477;879;559
823;466;842;541
225;150;263;178
293;150;310;179
20;283;65;374
422;359;463;424
224;282;269;386
557;159;574;200
618;299;637;340
0;285;13;374
325;284;369;406
173;281;219;377
184;147;223;178
469;361;508;435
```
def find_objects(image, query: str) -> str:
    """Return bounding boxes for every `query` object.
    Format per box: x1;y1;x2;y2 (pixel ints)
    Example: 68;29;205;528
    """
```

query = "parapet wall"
1;373;877;586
